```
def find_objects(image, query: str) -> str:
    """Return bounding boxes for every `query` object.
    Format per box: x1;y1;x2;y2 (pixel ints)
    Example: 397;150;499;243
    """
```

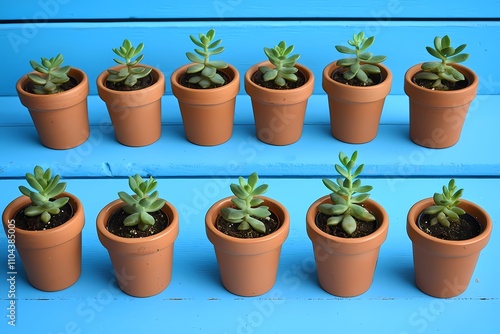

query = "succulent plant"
27;54;70;94
18;166;69;223
220;172;271;234
318;151;375;235
335;31;387;85
106;39;152;87
414;35;470;90
118;174;166;231
423;179;466;227
259;41;300;87
185;29;228;88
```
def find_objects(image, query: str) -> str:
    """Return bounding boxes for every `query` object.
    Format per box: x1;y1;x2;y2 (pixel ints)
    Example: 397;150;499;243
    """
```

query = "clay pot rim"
322;61;393;91
306;195;389;245
96;198;179;246
205;195;290;245
404;63;478;97
244;61;315;97
407;197;492;247
16;67;89;98
2;192;85;247
96;64;165;98
170;63;240;93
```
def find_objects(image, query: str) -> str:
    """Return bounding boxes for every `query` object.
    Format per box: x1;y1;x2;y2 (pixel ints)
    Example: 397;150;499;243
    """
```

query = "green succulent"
318;151;375;235
335;31;387;85
27;54;70;94
414;35;470;90
106;39;152;87
259;41;300;87
220;172;271;234
423;179;466;227
18;166;69;224
118;174;166;231
185;29;228;88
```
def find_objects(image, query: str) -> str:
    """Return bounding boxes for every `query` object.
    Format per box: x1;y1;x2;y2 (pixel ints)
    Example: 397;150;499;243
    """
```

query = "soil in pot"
417;211;482;240
331;68;382;87
315;211;379;238
252;70;306;90
24;76;79;94
178;70;231;89
106;207;169;238
13;202;73;231
104;74;154;91
413;73;469;91
215;212;280;238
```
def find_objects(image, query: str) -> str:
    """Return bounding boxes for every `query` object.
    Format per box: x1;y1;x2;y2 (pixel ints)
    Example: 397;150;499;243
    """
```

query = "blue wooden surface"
0;178;498;333
1;1;499;333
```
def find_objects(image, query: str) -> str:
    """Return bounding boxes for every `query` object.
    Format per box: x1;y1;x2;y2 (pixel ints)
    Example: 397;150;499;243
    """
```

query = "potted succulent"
2;166;85;291
404;35;478;148
322;32;392;144
15;54;90;149
244;41;314;145
205;172;290;296
306;151;389;297
96;174;179;297
97;39;165;147
171;29;240;146
407;179;492;298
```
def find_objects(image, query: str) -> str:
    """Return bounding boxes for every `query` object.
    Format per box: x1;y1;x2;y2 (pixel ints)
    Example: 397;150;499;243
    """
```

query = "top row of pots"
15;31;478;149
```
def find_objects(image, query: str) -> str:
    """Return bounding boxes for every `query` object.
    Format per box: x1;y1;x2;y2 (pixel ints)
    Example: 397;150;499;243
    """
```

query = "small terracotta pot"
245;61;314;145
96;199;179;297
16;68;90;149
306;195;389;297
2;193;85;291
205;196;290;296
322;62;392;144
96;65;165;147
404;63;478;148
171;64;240;146
407;198;492;298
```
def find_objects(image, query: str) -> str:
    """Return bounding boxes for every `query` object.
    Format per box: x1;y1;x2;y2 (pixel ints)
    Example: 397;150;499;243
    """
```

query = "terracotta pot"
322;62;392;143
205;196;290;296
96;65;165;147
96;199;179;297
2;192;85;291
16;68;90;149
407;198;492;298
306;195;389;297
245;61;314;145
170;64;240;146
404;63;478;148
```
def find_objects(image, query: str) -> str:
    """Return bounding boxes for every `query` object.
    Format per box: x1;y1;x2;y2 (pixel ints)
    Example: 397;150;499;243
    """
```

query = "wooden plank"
0;177;497;333
1;21;498;97
0;95;497;179
1;0;499;20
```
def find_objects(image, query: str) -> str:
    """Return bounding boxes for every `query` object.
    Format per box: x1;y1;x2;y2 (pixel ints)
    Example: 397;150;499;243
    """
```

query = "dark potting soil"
315;211;379;238
331;68;382;87
178;70;231;89
14;202;74;231
104;74;154;91
24;76;79;94
106;207;169;238
413;72;469;91
251;69;306;90
417;212;482;240
216;212;281;238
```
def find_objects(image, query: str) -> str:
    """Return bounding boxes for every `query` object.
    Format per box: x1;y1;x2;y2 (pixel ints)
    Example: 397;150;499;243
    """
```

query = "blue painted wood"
2;0;499;20
0;95;497;179
1;21;499;96
0;178;498;333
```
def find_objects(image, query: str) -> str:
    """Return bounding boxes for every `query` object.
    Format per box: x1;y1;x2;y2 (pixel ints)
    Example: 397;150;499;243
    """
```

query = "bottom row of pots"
2;192;492;299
